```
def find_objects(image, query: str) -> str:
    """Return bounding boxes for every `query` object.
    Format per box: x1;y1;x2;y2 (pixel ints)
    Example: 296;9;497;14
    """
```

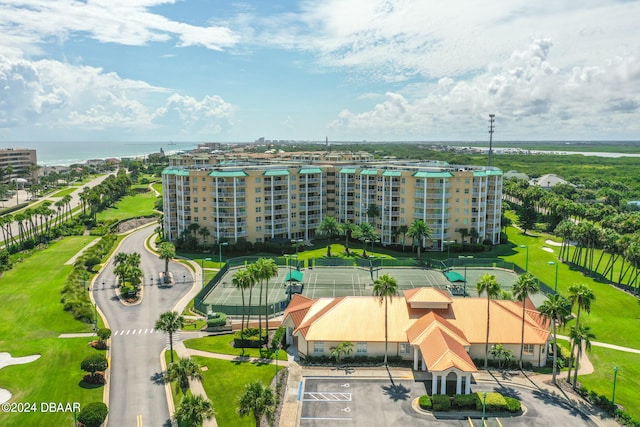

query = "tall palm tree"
353;222;378;257
317;215;341;257
512;273;540;369
245;263;259;328
398;225;408;252
257;258;279;346
476;273;501;368
238;380;276;427
341;221;356;254
198;227;210;251
176;394;215;427
406;219;432;260
566;283;595;383
166;357;203;395
539;294;571;384
232;268;252;332
155;311;185;363
158;241;176;283
569;324;596;390
373;273;399;367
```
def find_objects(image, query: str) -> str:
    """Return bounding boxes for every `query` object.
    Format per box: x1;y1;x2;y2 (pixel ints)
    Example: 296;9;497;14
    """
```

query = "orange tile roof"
404;287;452;304
419;328;477;372
406;312;469;348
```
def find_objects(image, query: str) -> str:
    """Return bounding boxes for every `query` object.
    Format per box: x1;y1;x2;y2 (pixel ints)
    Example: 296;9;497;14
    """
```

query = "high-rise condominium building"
162;156;502;248
0;148;37;184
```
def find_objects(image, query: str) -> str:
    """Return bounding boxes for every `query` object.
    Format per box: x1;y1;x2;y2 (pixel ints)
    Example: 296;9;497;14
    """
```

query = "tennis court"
201;263;521;313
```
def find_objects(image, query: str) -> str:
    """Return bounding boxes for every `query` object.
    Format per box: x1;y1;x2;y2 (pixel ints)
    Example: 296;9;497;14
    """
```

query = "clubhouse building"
162;152;503;248
282;289;550;395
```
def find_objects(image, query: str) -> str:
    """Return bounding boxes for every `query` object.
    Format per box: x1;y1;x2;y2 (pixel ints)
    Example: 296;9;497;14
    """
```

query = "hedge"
418;395;432;410
475;392;508;412
452;393;477;409
432;394;451;411
78;402;108;427
207;312;227;327
504;396;522;413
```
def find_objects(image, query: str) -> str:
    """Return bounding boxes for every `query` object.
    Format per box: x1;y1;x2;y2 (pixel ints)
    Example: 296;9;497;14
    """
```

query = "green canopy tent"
285;270;304;298
445;271;466;296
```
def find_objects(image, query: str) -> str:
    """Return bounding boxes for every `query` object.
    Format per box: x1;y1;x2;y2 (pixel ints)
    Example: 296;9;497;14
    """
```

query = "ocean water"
0;141;199;166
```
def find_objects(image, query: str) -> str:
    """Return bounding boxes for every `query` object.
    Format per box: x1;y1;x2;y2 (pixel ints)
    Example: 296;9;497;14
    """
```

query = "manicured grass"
50;187;77;198
152;183;162;195
578;346;640;422
95;191;157;221
0;236;103;427
183;335;287;361
193;356;282;427
502;225;640;349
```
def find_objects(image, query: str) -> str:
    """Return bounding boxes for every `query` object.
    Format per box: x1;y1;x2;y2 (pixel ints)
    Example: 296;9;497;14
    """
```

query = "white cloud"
328;40;640;140
0;0;239;52
0;55;235;135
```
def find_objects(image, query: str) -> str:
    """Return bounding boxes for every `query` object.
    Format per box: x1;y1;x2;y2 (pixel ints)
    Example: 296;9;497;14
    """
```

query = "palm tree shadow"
381;383;410;402
150;371;166;385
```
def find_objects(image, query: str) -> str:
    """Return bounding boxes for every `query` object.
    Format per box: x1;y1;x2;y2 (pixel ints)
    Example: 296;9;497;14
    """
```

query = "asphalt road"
94;225;193;427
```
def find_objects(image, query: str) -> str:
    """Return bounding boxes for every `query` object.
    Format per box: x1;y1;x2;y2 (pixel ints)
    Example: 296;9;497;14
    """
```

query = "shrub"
418;395;432;410
432;394;451;411
97;328;111;342
475;392;508;412
83;372;106;385
271;326;286;349
78;402;108;427
452;393;477;409
206;312;227;328
504;396;522;413
81;354;108;382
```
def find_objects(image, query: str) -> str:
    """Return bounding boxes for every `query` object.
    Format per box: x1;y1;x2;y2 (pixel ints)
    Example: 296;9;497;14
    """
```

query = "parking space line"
303;392;352;402
300;416;352;421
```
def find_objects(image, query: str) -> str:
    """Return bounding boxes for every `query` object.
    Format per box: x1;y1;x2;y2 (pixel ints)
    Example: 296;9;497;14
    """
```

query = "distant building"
503;170;529;181
529;173;569;189
0;148;37;184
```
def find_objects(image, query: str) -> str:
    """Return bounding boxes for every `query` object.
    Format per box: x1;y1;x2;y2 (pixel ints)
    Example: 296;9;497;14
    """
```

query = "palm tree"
158;241;176;283
490;344;514;369
341;221;356;254
176;394;215;427
330;341;354;366
373;273;399;367
539;294;571;384
398;225;408;252
232;268;252;332
512;273;540;369
476;273;501;368
257;258;278;345
198;227;210;252
569;324;596;390
317;215;341;257
566;283;595;383
166;357;203;395
353;222;378;258
155;311;185;363
238;380;276;427
406;219;432;260
245;263;259;328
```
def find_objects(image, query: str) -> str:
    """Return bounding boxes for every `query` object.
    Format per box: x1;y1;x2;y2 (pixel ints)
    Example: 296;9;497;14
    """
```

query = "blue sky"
1;0;640;142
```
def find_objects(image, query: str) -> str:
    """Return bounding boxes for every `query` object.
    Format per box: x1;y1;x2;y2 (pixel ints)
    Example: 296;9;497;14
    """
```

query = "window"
314;342;324;354
256;217;262;223
523;344;534;355
193;177;198;183
202;207;206;212
256;226;262;232
194;217;199;222
193;207;199;213
193;197;198;203
256;188;261;193
255;177;261;183
400;343;411;354
256;207;261;213
464;188;469;194
202;197;206;202
202;217;207;221
292;184;296;190
356;342;367;354
256;197;261;203
193;188;198;194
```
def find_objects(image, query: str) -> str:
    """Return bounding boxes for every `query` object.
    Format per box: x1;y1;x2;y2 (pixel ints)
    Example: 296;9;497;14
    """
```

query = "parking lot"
298;377;600;427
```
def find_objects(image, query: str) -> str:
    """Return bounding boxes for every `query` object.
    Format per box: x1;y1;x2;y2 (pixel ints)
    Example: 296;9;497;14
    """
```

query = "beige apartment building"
0;148;37;184
162;156;503;249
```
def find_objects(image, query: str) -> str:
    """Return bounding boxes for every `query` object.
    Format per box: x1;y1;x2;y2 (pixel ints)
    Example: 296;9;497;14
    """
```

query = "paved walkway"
558;334;640;355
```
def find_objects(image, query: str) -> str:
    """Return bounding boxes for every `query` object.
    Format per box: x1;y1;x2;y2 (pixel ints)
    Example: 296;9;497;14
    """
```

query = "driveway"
94;225;193;427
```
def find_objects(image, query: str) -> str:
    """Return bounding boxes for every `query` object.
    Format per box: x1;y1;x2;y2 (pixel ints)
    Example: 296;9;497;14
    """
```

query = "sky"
1;0;640;143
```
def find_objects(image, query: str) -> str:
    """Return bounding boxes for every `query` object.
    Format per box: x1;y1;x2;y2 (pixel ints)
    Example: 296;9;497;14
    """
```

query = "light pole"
612;366;619;406
218;241;228;269
292;239;303;270
458;256;473;297
548;261;559;292
443;240;455;268
520;244;529;272
201;257;212;287
482;391;487;421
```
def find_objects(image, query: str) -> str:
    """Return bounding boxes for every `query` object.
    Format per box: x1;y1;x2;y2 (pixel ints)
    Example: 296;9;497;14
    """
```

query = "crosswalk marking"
111;328;187;337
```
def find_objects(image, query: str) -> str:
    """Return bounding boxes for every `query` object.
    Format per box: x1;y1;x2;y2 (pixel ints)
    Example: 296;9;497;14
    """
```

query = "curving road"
94;225;193;427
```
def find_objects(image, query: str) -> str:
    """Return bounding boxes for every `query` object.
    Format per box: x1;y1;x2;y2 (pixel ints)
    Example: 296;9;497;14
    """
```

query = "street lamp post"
292;239;303;270
548;261;559;292
612;366;619;406
218;241;229;269
458;256;474;297
201;257;212;287
482;391;487;421
520;244;529;272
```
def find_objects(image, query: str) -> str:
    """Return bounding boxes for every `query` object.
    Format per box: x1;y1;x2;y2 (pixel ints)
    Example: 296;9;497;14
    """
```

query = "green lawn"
193;356;282;427
184;335;287;361
578;346;640;422
0;236;104;426
50;187;77;198
152;183;163;195
95;191;157;221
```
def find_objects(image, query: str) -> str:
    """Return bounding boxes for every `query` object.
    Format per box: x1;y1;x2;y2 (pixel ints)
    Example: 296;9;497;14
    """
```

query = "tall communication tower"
488;114;496;167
